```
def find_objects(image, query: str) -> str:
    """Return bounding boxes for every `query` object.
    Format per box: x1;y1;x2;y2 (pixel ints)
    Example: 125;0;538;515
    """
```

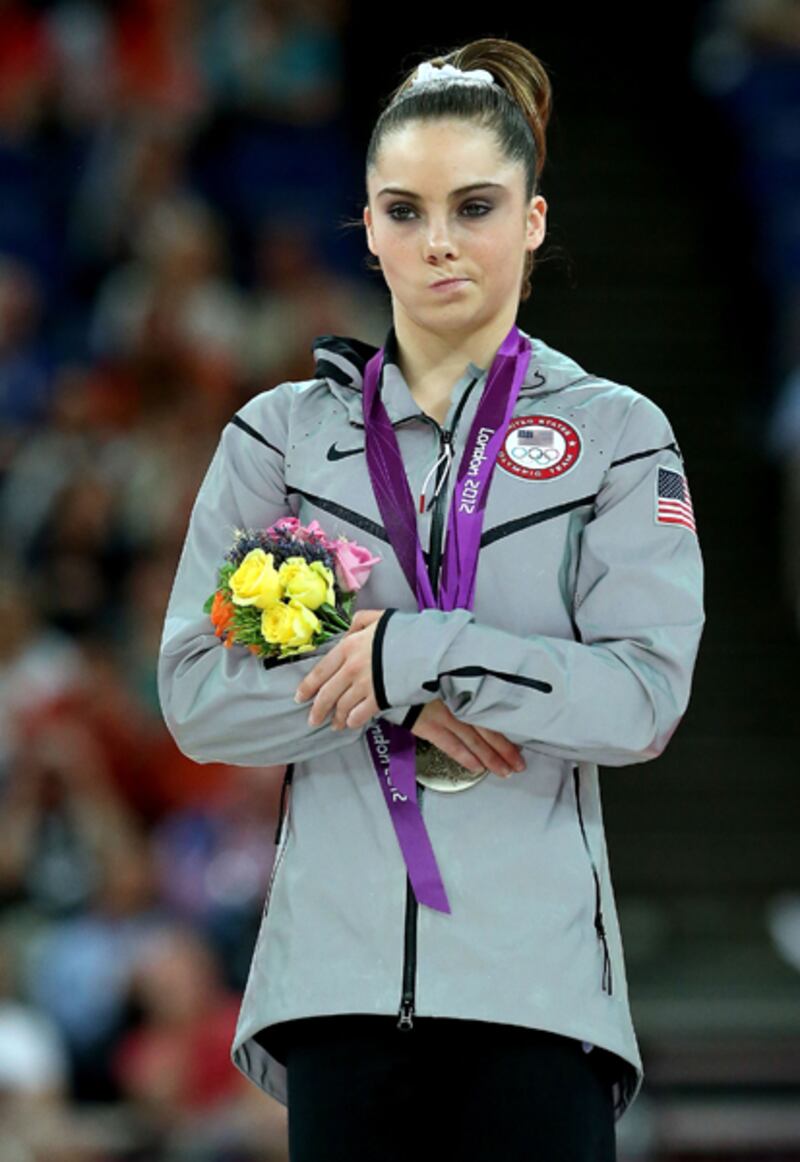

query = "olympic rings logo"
511;443;560;464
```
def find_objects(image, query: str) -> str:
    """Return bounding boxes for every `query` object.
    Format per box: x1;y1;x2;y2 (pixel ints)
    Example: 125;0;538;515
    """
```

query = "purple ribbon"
362;324;533;912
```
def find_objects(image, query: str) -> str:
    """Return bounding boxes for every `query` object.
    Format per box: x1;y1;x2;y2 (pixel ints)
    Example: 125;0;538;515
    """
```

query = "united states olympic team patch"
497;415;582;481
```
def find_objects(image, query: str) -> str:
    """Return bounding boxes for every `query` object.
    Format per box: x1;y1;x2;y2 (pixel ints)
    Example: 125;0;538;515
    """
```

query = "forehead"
369;118;520;193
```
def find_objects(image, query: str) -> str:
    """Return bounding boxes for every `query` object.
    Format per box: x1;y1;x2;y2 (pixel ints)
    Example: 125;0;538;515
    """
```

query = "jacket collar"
310;321;595;428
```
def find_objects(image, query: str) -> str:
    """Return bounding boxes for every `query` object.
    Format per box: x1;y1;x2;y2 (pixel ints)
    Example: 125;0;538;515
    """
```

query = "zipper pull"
595;911;614;996
418;430;453;514
397;998;415;1030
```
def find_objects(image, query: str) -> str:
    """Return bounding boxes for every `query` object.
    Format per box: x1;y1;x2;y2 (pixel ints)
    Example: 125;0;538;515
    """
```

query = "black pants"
265;1014;618;1161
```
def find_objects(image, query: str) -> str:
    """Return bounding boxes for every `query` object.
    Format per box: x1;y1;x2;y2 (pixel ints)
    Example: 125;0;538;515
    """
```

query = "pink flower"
334;538;382;592
269;516;301;536
270;516;337;550
301;520;334;547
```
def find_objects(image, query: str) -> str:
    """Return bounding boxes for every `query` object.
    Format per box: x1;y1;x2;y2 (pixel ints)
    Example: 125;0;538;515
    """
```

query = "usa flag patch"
655;466;696;534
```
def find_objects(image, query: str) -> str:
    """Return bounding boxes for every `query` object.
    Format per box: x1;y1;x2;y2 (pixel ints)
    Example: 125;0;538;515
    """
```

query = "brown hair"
347;37;554;303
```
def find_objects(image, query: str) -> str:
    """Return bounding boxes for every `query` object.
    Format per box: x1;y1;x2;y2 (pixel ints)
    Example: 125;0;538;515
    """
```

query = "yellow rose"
261;598;320;652
229;549;283;610
277;557;335;611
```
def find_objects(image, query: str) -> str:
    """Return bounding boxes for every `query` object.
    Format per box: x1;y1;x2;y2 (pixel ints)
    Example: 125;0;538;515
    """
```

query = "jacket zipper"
572;765;613;995
263;763;294;920
397;378;479;1031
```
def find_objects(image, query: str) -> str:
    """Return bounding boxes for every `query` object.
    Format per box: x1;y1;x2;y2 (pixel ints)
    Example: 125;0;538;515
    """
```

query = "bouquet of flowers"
203;517;381;659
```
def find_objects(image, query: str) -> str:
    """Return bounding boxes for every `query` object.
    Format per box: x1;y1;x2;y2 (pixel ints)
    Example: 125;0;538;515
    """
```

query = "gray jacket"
157;322;705;1122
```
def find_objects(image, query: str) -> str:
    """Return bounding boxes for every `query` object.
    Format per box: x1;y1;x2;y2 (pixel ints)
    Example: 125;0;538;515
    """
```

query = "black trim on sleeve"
231;413;285;457
401;704;425;731
262;652;309;670
609;441;680;469
371;608;398;711
480;494;596;549
421;665;553;694
286;487;388;543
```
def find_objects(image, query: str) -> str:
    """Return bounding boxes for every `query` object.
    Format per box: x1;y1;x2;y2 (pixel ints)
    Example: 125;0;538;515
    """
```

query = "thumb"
347;609;384;633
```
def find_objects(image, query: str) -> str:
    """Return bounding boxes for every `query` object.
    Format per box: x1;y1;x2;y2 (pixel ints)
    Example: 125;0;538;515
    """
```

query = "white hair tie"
406;60;498;93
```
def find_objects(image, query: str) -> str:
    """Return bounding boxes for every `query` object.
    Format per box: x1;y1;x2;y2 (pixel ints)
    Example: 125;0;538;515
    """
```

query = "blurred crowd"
693;0;800;630
0;0;390;1158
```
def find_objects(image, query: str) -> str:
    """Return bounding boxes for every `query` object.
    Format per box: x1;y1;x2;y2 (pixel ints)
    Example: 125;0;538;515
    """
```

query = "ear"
364;204;377;256
526;194;547;251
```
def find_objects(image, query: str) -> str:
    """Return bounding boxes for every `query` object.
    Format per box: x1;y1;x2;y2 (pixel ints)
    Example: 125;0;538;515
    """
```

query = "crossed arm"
294;608;525;777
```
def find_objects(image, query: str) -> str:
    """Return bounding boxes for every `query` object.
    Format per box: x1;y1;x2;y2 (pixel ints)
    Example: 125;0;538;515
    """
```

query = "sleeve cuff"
379;702;426;730
371;607;474;709
371;608;397;712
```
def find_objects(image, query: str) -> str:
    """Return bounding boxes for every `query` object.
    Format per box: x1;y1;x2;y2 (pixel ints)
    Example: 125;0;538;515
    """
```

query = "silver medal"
415;737;489;793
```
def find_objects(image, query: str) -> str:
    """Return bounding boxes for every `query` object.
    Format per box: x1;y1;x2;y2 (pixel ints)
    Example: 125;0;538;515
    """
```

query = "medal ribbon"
362;324;532;912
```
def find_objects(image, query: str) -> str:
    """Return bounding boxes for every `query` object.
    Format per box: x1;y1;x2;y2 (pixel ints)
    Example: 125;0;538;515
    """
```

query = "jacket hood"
310;322;598;427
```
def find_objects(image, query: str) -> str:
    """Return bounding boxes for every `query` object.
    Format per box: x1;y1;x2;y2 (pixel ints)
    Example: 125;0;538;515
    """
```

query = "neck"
392;308;518;415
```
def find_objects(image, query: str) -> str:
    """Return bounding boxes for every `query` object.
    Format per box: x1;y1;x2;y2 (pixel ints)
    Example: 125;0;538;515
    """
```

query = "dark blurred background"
0;2;798;1159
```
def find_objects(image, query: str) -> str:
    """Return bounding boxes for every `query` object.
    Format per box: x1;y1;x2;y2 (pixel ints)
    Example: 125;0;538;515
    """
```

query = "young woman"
158;37;705;1162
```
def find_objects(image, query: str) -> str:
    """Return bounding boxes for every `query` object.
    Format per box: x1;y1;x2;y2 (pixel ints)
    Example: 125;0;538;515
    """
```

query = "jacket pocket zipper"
263;763;294;920
572;765;613;996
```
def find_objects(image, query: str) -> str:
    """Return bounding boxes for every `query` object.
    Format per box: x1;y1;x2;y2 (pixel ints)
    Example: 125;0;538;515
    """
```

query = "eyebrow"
377;181;505;199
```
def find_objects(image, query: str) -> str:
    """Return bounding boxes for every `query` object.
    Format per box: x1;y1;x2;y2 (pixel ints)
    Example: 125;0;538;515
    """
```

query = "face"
364;118;546;339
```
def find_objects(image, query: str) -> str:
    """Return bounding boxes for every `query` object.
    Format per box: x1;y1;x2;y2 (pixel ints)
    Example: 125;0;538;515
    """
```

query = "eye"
386;204;416;221
462;202;492;217
386;201;493;222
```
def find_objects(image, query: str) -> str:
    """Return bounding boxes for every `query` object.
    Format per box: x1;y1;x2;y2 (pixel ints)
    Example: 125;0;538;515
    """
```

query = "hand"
410;699;526;779
294;609;385;731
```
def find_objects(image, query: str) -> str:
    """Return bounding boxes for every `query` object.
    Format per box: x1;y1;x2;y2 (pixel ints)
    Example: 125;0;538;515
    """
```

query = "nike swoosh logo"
327;442;364;461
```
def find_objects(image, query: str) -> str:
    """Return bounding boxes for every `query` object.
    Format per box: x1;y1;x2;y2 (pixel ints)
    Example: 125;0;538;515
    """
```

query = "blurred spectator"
150;765;285;988
0;713;147;916
110;923;281;1154
199;0;345;124
0;935;70;1102
242;211;390;387
67;115;193;292
43;0;117;131
0;254;55;462
23;823;165;1101
0;362;133;561
0;933;112;1162
111;0;209;127
0;568;85;787
0;1;57;142
89;192;248;425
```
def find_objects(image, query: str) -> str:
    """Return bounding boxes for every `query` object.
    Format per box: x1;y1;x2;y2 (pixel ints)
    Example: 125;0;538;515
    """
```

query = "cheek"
374;235;416;280
485;230;526;280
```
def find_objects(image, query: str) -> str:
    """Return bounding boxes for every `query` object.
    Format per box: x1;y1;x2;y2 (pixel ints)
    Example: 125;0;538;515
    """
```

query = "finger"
471;725;526;771
465;731;522;776
346;609;383;632
443;726;518;778
329;682;367;730
427;726;499;776
295;650;339;703
344;695;379;730
307;672;349;726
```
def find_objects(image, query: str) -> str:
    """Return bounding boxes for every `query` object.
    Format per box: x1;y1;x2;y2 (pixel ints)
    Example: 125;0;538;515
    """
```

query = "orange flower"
210;589;236;641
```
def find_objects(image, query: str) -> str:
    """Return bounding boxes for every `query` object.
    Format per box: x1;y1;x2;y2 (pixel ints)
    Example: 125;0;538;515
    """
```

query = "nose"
423;216;457;263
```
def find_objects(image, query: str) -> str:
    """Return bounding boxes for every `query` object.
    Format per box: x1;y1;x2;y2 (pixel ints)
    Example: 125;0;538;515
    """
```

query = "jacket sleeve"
370;393;706;767
157;386;417;767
